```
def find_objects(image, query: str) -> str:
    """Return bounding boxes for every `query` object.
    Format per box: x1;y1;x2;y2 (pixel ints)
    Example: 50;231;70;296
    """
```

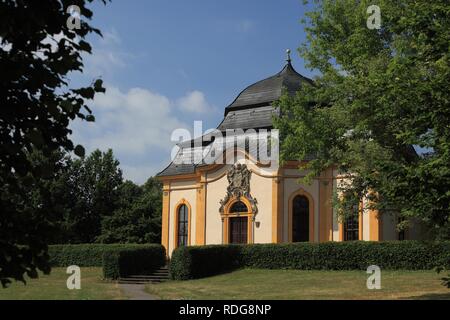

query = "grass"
0;267;126;300
2;267;448;300
146;269;450;300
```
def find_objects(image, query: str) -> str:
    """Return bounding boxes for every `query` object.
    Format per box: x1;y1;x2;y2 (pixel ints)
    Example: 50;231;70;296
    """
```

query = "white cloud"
69;28;218;184
73;86;185;155
84;49;127;76
177;90;213;113
71;86;214;184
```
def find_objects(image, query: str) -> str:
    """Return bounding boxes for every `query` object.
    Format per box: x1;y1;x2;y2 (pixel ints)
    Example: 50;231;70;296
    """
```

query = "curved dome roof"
156;59;314;178
224;61;313;115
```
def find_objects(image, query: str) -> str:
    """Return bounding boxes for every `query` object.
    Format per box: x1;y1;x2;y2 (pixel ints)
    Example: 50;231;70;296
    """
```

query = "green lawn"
0;268;126;300
2;267;448;300
146;269;450;300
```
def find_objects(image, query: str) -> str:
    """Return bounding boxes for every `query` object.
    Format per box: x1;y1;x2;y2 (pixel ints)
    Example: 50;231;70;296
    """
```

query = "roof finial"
286;49;291;63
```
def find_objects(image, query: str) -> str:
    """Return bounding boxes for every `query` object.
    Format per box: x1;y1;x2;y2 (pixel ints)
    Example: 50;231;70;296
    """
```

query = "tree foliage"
39;148;162;246
274;0;450;238
0;0;108;286
40;149;162;246
98;177;162;244
1;145;163;287
59;149;123;243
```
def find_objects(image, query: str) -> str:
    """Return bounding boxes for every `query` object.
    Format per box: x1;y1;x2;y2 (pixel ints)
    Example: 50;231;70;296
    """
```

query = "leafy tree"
98;177;162;244
137;177;163;243
0;0;108;286
275;0;450;238
27;150;74;245
62;149;123;243
0;149;72;284
20;148;161;246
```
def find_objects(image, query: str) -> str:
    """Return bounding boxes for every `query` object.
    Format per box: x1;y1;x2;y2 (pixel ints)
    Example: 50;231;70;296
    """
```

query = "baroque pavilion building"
156;53;423;255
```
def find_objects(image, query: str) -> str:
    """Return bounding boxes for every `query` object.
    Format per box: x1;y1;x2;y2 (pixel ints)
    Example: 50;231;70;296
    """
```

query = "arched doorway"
228;201;248;244
222;197;254;245
292;195;309;242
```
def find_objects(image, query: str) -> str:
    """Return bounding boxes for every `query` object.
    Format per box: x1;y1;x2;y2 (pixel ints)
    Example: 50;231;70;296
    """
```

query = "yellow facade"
158;157;389;256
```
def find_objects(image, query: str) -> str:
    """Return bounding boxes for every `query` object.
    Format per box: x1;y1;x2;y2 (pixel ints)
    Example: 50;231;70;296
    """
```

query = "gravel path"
119;283;160;300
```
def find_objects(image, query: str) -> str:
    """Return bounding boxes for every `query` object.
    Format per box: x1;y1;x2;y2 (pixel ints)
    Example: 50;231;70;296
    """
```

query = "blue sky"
70;0;316;184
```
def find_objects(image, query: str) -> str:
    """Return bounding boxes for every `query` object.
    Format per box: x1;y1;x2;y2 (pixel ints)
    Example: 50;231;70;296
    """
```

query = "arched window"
229;201;248;213
292;195;309;242
177;204;189;247
344;216;359;241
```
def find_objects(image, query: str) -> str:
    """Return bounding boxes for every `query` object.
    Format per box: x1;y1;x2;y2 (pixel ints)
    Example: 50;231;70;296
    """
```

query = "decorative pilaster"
161;181;170;255
272;172;284;243
369;208;382;241
319;167;333;242
195;173;207;245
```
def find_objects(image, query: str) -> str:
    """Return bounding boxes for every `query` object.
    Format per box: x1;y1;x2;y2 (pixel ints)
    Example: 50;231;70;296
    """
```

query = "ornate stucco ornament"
219;163;258;214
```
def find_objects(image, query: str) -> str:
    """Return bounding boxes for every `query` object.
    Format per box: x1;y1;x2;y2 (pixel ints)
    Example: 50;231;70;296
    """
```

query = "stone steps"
118;266;169;284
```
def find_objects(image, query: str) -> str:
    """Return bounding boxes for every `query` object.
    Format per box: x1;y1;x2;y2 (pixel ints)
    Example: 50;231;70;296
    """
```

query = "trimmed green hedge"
170;245;241;280
102;245;166;279
49;244;132;267
49;244;166;279
170;241;450;280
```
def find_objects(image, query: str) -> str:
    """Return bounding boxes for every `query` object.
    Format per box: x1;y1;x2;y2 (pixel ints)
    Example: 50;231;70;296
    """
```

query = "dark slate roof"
217;105;278;131
157;135;279;177
156;61;313;177
156;135;316;177
156;146;205;177
224;61;313;115
157;163;196;177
